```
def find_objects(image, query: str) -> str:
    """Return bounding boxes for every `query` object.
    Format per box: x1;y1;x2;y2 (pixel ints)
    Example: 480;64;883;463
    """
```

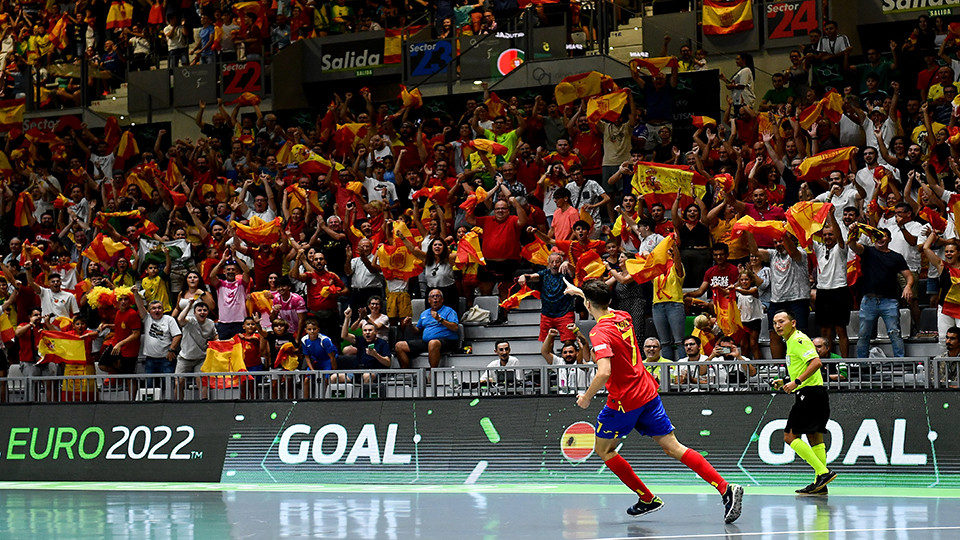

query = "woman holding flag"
922;230;960;342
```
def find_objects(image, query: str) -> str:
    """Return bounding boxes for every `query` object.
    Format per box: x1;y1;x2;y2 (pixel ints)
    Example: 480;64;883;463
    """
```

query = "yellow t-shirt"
653;263;684;304
785;329;823;390
141;275;172;313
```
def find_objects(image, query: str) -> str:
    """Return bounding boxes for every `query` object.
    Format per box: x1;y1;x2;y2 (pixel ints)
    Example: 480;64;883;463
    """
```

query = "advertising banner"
2;392;957;486
301;31;402;82
0;403;233;481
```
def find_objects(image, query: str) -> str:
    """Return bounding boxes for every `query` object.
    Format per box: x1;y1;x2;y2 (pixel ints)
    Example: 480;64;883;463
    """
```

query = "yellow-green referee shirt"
785;329;823;390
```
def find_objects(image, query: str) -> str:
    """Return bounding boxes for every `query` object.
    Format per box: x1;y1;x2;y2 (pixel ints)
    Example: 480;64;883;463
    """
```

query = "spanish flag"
399;85;423;108
575;250;606;286
849;222;886;243
702;0;754;35
233;216;283;246
0;150;13;177
247;290;275;316
691;115;717;129
115;130;139;167
0;313;15;342
459;186;488;211
629;57;679;77
124;168;154;198
391;221;419;244
14;192;34;228
201;336;251;388
105;1;133;29
19;242;45;266
521;237;551;266
554;71;617;106
158;181;187;208
630;161;708;209
93;209;142;230
456;228;485;265
383;25;427;64
846;256;861;286
586;89;629;123
796;146;856;182
376;244;423;281
275;140;294;165
941;267;960;318
714;289;747;343
624;234;675;284
714;173;735;194
48;15;69;50
82;234;131;268
0;99;25;133
729;215;786;240
274;342;300;370
485;92;506;117
54;193;75;209
320;284;343;298
137;219;160;237
103;116;121;151
499;284;541;311
785;202;833;248
38;330;87;365
411;186;449;206
165;160;183;188
798;91;844;130
334;123;369;156
467;139;509;156
920;206;948;234
291;144;344;176
229;92;261;106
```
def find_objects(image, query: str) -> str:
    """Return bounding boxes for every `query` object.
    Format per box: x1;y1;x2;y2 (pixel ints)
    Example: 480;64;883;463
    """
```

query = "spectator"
134;294;182;383
345;238;384;311
466;196;527;323
395;289;460;369
564;163;609;233
208;251;251;340
16;307;52;401
98;291;142;399
936;326;960;386
479;339;519;385
163;14;189;68
677;336;710;387
814;20;852;91
541;325;592;392
849;226;913;358
922;232;960;343
709;335;757;388
746;231;810;359
519;251;575;342
759;72;794;111
24;265;78;318
338;307;391;383
721;53;756;109
813;336;846;382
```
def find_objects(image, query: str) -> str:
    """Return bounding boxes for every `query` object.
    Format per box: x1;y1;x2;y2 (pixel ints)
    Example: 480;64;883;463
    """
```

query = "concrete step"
501;310;541;325
465;339;544;354
618;23;643;32
607;46;644;64
626;16;644;26
608;29;644;48
465;322;541;339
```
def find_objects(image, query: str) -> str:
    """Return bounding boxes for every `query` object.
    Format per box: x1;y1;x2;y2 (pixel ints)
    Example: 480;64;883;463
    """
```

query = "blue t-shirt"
538;269;574;318
199;26;215;57
301;333;338;370
356;336;391;368
417;305;459;341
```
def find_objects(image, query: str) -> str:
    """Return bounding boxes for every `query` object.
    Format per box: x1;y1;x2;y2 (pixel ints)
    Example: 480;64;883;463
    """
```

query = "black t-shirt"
859;246;908;299
266;331;296;370
317;233;350;278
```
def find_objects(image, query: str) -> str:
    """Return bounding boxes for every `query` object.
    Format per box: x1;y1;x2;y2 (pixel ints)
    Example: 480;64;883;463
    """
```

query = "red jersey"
302;270;344;312
654;220;675;237
110;307;142;358
571;130;603;175
589;310;659;412
475;215;522;261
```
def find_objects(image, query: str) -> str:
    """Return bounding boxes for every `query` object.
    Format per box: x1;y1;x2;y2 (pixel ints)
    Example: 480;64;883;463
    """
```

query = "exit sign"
930;8;952;16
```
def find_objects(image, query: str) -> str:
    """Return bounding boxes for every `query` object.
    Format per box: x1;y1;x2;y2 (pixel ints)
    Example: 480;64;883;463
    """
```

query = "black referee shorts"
785;385;830;435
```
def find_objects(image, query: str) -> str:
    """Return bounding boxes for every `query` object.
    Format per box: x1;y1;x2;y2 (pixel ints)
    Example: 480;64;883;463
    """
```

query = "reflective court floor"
2;483;960;539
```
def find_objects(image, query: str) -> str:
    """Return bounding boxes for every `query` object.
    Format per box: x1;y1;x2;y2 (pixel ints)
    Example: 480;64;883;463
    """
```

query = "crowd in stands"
3;11;960;403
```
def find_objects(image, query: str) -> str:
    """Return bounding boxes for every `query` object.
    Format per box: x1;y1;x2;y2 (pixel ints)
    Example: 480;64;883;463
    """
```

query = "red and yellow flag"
920;207;948;235
82;234;131;268
411;186;449;206
950;194;960;238
796;146;856;182
586;89;629;123
247;290;275;316
38;330;87;365
702;0;754;35
629;57;679;77
467;139;509;156
103;116;121;152
202;336;251;387
459;187;488;211
485;92;506;117
942;267;960;319
376;244;424;281
785;202;833;248
730;215;786;241
333;123;369;156
158;181;187;208
274;342;300;370
105;1;133;30
233;216;283;246
320;284;343;298
14;192;34;227
521;237;551;266
137;219;160;237
499;284;541;311
631;161;708;209
798;91;844;130
399;85;423;108
93;209;142;230
0;313;15;342
714;289;746;343
456;228;485;265
19;242;45;266
692;115;717;129
554;71;617;105
54;193;75;209
624;234;675;284
846;256;861;286
0;99;25;133
229;92;261;107
48;15;69;50
575;250;606;286
116;130;139;165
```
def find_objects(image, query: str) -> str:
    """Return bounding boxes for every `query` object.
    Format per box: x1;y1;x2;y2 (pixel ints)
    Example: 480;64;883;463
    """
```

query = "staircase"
606;17;645;65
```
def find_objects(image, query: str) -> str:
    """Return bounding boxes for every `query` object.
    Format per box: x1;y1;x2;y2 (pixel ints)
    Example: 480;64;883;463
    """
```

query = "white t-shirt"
813;241;849;290
350;255;384;289
550;353;592;393
363;176;399;203
141;314;183;357
39;287;79;318
737;291;764;322
481;356;519;382
637;233;665;255
855;164;893;203
814;184;860;224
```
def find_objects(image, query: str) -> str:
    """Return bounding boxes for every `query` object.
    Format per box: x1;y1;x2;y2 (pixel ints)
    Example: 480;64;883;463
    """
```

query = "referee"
772;310;837;495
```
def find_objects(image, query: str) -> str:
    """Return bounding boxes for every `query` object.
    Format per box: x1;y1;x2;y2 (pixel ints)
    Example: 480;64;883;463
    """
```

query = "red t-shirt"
654;220;675;237
302;270;345;312
476;215;522;261
111;308;142;358
239;334;262;368
572;130;603;175
17;323;41;364
589;310;659;412
515;158;544;195
703;263;740;296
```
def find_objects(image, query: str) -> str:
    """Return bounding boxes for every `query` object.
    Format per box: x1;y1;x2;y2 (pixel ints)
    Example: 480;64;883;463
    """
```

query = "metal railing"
1;357;954;404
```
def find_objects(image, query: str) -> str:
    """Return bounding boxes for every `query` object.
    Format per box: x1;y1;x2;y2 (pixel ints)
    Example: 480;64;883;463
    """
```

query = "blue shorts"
595;395;675;439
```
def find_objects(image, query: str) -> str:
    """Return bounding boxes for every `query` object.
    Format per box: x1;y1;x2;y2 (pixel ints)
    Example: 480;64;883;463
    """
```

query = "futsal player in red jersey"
565;278;743;523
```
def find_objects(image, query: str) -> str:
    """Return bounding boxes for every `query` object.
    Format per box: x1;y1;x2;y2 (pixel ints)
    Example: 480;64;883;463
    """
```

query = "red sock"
605;454;654;502
681;448;727;494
